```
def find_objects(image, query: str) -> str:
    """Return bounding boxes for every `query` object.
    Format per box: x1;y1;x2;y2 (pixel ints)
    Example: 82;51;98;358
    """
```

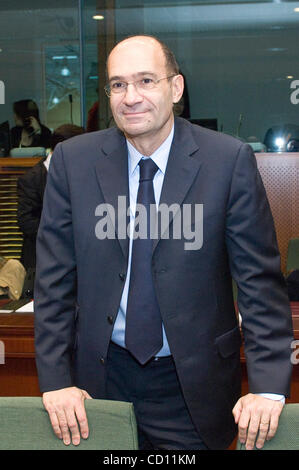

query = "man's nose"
122;83;143;105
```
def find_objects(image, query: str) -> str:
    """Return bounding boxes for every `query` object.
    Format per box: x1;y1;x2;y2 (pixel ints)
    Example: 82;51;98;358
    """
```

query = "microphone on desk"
236;113;243;137
69;94;73;124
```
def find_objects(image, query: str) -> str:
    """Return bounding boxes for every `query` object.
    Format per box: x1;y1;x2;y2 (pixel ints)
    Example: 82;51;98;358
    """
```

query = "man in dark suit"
34;35;293;450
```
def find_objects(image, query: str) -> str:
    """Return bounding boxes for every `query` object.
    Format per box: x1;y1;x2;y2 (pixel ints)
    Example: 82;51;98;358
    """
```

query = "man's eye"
141;78;154;85
111;82;125;89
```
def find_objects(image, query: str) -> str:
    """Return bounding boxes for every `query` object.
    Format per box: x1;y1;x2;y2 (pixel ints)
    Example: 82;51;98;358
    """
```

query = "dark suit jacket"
17;159;48;269
34;117;294;449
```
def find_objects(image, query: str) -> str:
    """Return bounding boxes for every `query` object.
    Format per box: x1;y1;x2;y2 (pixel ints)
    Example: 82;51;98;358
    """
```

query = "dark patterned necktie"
125;158;163;364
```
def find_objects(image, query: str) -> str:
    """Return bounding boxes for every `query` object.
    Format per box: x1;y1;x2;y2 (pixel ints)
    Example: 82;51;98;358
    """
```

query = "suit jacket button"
119;273;126;281
107;315;113;324
100;357;105;365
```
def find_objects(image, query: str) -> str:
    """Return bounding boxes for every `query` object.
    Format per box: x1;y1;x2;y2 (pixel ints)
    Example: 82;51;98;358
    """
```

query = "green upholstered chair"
236;404;299;450
0;397;138;450
287;238;299;273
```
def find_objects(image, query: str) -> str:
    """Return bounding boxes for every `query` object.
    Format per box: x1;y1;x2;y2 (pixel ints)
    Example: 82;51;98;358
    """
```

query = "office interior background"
1;0;299;149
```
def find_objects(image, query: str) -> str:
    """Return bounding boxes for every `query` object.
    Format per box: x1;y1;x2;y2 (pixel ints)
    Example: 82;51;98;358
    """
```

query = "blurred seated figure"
263;124;299;152
11;100;52;149
17;124;85;271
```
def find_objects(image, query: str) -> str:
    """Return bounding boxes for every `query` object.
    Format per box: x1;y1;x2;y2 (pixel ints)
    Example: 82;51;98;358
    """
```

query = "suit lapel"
94;129;130;261
152;118;202;253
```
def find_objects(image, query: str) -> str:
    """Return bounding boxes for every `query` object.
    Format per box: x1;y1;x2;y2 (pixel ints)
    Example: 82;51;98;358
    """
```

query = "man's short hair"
148;35;180;75
106;35;180;77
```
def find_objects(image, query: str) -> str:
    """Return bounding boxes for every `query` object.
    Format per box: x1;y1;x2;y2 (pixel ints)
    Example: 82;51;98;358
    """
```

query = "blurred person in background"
11;99;52;149
17;124;85;270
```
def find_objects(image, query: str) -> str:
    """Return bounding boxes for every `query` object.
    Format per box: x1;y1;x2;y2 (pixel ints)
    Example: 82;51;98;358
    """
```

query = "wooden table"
0;157;42;175
0;311;40;396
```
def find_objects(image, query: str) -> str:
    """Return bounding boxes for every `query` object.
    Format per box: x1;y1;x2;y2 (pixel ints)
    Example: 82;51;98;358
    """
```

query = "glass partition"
0;0;81;148
81;0;104;131
86;0;299;151
1;1;299;151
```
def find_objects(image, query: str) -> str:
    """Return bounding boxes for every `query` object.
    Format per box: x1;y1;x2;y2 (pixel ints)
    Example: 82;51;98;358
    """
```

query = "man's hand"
43;386;92;446
232;393;283;450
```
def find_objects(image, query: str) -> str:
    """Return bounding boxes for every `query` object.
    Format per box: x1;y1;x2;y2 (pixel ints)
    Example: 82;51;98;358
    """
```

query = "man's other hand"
232;393;283;450
43;386;92;446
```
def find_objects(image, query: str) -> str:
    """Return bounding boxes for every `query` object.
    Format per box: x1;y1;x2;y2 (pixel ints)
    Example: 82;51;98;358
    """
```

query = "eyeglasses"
104;75;177;97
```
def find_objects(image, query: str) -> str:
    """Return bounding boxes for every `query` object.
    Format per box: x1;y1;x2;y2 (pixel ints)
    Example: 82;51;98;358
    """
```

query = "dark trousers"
105;341;208;450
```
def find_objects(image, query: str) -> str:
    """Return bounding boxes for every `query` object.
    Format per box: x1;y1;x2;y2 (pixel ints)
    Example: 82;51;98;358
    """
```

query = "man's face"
107;37;183;143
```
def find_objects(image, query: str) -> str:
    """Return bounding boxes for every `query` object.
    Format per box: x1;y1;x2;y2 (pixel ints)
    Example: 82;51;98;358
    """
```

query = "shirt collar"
127;124;174;177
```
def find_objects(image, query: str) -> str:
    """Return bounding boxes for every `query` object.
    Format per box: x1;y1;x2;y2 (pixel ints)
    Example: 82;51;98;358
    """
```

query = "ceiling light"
93;15;104;20
267;48;287;52
61;67;71;77
294;8;299;13
53;55;77;60
287;75;294;79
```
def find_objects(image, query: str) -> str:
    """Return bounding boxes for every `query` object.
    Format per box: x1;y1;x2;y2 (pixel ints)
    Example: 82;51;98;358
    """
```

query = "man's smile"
123;111;149;116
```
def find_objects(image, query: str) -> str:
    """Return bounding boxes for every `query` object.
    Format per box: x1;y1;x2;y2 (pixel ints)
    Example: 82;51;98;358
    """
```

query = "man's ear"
172;74;185;104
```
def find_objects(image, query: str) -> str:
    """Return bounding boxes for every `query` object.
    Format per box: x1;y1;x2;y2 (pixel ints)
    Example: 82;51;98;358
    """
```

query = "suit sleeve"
34;143;77;392
225;143;294;397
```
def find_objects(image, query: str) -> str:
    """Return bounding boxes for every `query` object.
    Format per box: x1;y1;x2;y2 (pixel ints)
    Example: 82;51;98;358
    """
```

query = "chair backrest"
287;238;299;272
0;397;138;450
236;404;299;450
